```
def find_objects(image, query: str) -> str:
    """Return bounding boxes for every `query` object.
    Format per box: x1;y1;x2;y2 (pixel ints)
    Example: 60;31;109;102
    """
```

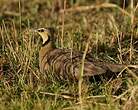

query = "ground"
0;0;138;110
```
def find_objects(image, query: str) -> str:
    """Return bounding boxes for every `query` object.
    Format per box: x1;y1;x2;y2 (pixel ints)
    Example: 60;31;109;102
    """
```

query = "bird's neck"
39;42;55;72
42;37;50;47
41;42;55;54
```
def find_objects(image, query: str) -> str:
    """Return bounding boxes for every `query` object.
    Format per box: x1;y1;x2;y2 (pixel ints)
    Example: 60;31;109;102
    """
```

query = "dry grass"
0;0;138;110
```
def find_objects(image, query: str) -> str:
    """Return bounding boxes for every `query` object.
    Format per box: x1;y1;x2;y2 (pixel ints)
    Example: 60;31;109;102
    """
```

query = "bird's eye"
38;29;45;32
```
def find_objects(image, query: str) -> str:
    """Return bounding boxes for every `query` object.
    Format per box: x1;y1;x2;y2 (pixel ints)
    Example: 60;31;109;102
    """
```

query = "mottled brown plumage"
36;28;138;81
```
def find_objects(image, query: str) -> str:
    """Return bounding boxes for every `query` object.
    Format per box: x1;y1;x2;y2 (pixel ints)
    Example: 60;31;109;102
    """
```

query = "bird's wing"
46;49;107;79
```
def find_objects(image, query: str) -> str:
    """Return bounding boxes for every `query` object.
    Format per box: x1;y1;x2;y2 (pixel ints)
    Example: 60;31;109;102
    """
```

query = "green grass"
0;0;138;110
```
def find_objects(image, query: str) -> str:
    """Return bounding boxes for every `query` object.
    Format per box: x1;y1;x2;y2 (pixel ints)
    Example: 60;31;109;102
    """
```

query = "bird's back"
39;48;115;80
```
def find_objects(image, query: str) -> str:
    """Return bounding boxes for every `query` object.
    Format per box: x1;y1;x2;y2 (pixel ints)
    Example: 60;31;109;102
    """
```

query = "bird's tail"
106;64;138;73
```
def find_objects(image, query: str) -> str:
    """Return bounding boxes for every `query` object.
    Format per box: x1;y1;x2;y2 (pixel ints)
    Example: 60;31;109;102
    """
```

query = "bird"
35;27;138;81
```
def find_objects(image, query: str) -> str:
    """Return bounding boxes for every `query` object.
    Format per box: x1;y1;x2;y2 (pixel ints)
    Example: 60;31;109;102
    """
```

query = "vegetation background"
0;0;138;110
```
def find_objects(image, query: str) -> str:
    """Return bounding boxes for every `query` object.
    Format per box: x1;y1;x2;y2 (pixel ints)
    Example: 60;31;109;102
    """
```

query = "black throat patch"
42;35;50;47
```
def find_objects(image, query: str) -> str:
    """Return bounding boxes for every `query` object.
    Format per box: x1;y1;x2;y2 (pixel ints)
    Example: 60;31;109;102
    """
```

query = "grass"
0;0;138;110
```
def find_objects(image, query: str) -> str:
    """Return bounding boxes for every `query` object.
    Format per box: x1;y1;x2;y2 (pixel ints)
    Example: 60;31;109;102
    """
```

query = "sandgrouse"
35;28;137;81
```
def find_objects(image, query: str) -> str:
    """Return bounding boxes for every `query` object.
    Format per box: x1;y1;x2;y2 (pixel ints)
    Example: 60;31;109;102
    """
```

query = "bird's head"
35;27;55;46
